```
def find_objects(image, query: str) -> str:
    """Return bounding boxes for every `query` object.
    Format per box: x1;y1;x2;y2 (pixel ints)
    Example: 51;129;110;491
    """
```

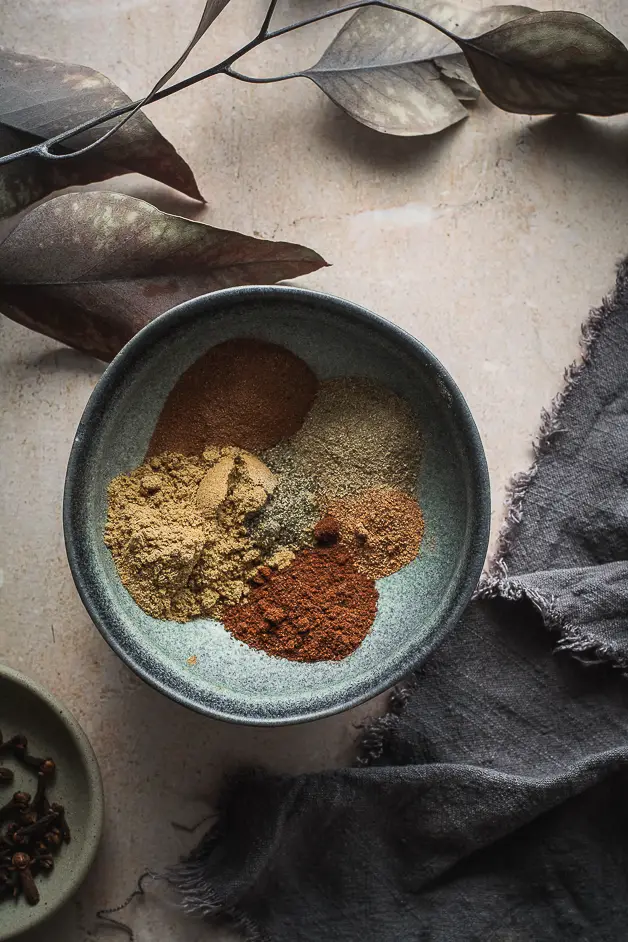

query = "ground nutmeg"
148;338;318;456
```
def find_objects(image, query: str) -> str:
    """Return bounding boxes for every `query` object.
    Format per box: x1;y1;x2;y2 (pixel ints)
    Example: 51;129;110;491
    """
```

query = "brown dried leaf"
0;49;203;218
460;11;628;116
304;2;535;135
0;191;328;360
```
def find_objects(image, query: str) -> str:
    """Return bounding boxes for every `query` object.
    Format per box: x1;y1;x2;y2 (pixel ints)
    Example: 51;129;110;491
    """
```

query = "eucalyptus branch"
258;0;280;38
0;0;461;169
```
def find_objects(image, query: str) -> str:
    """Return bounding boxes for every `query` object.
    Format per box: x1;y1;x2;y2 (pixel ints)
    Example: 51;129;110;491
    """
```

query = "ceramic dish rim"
63;285;491;726
0;662;104;941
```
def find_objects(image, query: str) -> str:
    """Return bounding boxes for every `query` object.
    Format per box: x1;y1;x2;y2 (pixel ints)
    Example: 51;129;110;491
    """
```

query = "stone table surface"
2;0;628;938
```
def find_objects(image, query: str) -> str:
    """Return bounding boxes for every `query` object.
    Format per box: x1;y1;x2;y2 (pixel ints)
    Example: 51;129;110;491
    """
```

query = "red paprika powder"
223;545;378;662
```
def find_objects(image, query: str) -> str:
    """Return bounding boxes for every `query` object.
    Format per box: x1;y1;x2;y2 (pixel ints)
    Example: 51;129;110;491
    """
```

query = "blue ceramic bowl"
64;287;490;725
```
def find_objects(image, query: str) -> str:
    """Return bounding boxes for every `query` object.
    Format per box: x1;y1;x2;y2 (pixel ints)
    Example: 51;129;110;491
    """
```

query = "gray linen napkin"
170;261;628;942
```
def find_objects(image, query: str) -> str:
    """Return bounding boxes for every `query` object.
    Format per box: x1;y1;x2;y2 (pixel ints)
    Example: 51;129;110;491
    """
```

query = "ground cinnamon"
148;338;317;456
222;545;378;661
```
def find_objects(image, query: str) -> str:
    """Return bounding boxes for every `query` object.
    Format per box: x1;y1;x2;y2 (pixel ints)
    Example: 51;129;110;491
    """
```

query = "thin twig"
266;0;455;42
0;0;462;169
225;67;300;83
96;871;162;940
258;0;280;38
37;1;239;160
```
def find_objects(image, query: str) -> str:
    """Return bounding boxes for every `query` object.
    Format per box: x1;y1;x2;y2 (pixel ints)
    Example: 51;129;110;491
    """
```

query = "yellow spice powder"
104;448;291;622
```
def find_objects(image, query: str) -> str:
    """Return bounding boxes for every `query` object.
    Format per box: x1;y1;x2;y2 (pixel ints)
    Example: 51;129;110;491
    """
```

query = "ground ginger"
104;448;289;622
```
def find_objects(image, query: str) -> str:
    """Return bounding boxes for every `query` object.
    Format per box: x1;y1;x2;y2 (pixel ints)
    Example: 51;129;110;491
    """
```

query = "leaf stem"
225;67;300;83
258;0;280;38
0;0;461;168
266;0;456;43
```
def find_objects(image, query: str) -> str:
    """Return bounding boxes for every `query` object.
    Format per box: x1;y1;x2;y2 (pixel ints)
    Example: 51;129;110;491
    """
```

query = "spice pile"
105;339;425;662
0;731;70;906
105;447;287;620
148;338;318;456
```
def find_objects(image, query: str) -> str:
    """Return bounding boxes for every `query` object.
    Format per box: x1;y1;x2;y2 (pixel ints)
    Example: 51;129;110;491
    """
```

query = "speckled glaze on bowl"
0;664;103;941
64;286;490;726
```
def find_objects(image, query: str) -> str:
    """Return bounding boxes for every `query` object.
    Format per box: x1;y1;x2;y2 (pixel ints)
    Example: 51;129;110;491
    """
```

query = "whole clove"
11;853;40;906
12;745;55;777
0;735;27;758
50;804;71;844
31;843;54;875
0;729;69;908
13;812;59;844
0;793;31;823
32;767;54;816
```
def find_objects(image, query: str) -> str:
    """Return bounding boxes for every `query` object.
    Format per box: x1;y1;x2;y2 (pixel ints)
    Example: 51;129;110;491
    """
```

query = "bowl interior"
65;289;489;724
0;667;103;941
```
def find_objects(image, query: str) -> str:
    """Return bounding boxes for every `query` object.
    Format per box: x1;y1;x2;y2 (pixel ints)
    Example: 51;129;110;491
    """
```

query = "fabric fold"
168;259;628;941
479;560;628;668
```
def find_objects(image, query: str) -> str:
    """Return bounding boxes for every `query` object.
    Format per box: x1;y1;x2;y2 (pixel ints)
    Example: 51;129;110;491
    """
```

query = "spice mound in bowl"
103;338;425;662
64;287;490;724
104;447;283;622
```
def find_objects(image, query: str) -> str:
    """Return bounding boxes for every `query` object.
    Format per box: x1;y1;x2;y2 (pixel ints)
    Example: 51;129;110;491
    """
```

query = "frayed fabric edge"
489;270;618;573
476;258;628;673
165;773;271;942
98;777;269;942
475;261;628;670
476;571;563;631
94;852;264;942
358;677;417;765
167;865;264;942
477;572;628;672
360;259;628;766
557;628;628;671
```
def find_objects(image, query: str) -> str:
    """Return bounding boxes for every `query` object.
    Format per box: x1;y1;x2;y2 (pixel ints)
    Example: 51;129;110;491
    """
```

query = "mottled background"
2;0;628;938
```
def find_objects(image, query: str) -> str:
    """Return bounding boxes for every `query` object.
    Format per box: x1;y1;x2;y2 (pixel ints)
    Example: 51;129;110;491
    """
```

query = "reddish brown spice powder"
223;545;378;662
313;514;340;545
148;338;317;457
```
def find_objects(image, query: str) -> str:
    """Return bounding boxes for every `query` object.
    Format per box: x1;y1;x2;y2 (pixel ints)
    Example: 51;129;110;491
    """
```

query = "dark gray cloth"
171;262;628;942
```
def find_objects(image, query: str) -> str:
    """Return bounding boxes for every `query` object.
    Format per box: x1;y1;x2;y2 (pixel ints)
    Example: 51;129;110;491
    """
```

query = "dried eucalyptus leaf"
304;2;535;135
460;11;628;116
433;53;479;100
0;49;203;219
0;191;328;360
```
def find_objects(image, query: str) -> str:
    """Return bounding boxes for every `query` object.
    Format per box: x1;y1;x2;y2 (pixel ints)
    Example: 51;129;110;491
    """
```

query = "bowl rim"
64;285;491;726
0;663;104;941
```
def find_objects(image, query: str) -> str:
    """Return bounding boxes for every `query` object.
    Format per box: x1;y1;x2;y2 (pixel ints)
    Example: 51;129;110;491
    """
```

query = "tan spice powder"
104;448;289;622
271;377;422;502
324;488;425;579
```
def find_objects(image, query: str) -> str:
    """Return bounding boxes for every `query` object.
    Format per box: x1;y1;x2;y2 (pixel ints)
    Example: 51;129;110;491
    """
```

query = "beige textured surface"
2;0;628;938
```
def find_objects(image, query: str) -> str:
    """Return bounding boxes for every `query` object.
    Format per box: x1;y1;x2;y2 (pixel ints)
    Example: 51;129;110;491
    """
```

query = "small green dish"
64;286;490;725
0;664;103;941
